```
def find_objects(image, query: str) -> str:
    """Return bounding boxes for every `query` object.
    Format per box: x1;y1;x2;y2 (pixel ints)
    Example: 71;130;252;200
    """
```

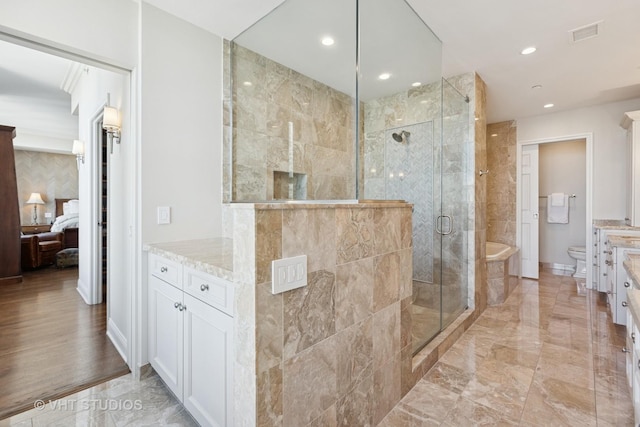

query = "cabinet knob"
625;281;631;288
633;332;636;343
622;301;629;307
160;266;168;273
200;284;209;291
174;302;181;309
180;304;187;312
623;347;630;353
607;291;612;295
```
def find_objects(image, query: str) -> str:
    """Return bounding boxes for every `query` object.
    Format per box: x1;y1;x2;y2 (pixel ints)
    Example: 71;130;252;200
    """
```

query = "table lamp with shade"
26;192;45;224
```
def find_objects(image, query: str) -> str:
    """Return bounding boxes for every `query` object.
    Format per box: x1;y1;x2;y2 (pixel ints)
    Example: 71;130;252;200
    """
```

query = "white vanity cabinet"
606;243;640;325
622;110;640;227
148;253;234;427
595;228;640;293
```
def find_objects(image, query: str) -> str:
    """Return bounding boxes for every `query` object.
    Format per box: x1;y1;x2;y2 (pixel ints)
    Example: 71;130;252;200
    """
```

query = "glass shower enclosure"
227;0;470;354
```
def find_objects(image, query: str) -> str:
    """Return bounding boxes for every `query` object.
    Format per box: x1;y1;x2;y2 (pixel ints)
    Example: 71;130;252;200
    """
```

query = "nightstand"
21;224;52;235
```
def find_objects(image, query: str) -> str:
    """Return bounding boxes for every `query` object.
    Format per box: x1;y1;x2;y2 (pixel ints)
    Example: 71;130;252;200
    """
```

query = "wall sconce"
72;139;84;167
103;105;121;145
26;192;45;225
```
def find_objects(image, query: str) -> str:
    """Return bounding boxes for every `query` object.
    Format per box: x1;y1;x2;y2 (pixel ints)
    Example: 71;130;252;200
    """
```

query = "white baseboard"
107;317;129;365
76;277;91;304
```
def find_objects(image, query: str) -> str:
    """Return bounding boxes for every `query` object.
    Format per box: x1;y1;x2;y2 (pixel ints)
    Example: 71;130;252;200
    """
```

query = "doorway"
517;133;593;286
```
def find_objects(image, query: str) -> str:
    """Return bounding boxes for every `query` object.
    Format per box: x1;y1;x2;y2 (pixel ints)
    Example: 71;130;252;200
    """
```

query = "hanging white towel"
547;194;569;223
550;192;565;207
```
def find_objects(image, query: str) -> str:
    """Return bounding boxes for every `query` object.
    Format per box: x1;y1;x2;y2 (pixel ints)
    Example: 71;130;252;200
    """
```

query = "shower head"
392;130;411;143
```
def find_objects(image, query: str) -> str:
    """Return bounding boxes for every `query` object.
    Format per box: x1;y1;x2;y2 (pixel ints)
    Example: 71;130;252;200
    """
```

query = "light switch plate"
157;206;171;225
271;255;307;294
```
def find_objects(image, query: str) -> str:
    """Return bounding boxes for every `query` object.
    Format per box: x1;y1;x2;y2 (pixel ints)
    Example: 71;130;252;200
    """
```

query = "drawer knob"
200;284;210;291
173;302;186;311
160;266;168;273
622;301;629;307
633;332;636;343
626;281;631;288
623;347;630;353
174;302;181;309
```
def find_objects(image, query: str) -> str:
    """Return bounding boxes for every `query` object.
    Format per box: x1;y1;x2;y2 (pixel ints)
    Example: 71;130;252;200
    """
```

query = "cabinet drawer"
149;253;182;287
184;266;234;317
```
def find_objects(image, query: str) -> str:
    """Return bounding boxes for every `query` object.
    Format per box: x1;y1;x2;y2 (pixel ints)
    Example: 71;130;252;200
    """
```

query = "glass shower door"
440;78;470;330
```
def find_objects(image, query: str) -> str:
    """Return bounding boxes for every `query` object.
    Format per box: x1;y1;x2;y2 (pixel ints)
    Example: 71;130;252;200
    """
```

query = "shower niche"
226;0;471;353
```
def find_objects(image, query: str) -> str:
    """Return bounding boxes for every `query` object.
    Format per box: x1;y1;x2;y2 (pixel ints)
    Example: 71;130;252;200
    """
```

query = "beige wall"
486;120;517;246
141;3;224;244
14;150;78;225
232;203;412;426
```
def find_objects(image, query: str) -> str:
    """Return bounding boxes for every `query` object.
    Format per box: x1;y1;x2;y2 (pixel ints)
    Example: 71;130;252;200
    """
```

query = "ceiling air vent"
570;21;601;43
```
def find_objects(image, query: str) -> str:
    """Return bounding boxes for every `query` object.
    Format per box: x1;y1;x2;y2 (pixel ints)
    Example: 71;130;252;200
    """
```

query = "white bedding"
51;213;79;232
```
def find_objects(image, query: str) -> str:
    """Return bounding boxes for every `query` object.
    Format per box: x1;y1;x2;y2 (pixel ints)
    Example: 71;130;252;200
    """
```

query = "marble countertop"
624;254;640;286
144;238;233;281
608;235;640;249
594;219;640;230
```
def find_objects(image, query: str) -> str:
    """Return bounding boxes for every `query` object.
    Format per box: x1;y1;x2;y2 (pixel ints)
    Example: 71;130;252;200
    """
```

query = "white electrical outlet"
271;255;307;294
157;206;171;224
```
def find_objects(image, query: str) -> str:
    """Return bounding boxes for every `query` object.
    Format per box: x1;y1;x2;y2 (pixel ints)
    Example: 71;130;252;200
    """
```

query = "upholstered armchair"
20;232;64;270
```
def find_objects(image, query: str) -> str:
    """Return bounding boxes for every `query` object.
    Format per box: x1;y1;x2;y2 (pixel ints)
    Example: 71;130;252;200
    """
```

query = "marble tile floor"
0;369;198;427
380;269;634;426
2;269;632;426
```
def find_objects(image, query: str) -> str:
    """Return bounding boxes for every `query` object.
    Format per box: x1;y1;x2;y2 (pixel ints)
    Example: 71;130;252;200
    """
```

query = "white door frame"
0;28;141;375
516;132;593;287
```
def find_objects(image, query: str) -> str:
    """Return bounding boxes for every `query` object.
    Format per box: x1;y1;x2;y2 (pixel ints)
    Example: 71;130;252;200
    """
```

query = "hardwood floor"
0;266;129;420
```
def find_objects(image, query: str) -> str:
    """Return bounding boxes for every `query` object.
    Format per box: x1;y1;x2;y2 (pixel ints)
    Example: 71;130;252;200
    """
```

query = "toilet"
567;246;587;278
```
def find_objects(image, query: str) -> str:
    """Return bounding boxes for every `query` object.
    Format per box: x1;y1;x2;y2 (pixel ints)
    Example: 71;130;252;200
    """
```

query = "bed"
53;198;79;248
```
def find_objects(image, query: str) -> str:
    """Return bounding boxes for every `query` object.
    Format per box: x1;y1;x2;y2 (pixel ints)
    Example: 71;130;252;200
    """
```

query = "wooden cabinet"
148;253;234;427
0;125;21;284
622;111;640;226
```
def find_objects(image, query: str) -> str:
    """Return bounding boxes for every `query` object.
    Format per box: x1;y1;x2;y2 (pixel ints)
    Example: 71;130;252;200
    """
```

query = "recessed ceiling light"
491;133;498;137
531;84;542;89
321;36;335;46
412;82;422;87
378;73;391;80
544;103;554;108
420;100;428;104
243;81;252;86
521;46;537;55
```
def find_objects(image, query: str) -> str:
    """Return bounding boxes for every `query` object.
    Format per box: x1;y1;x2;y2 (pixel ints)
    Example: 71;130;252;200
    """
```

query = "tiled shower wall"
229;44;356;201
486;120;517;246
231;203;413;427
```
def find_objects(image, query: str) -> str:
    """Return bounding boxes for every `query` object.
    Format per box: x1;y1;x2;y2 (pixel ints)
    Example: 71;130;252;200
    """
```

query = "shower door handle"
437;215;453;235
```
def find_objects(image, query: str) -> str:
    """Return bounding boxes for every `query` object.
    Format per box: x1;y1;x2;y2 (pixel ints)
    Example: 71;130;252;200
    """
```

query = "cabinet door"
599;235;610;292
148;275;184;400
183;294;234;427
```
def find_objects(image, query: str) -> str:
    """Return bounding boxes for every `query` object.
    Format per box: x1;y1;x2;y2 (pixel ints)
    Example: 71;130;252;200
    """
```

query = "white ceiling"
0;39;78;143
2;0;639;143
146;0;640;123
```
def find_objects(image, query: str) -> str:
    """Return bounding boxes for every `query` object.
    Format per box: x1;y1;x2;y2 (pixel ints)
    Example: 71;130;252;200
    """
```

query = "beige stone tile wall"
232;203;413;426
228;44;356;201
486;120;517;246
